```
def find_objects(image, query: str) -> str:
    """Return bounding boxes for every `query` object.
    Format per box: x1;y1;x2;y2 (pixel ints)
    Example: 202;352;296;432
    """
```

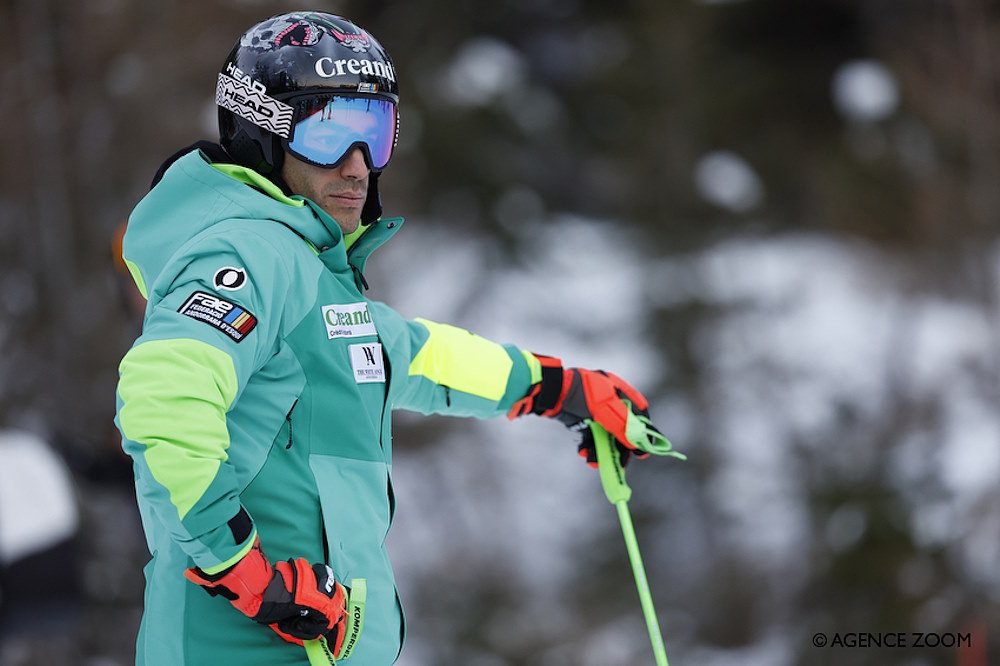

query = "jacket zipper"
285;400;298;449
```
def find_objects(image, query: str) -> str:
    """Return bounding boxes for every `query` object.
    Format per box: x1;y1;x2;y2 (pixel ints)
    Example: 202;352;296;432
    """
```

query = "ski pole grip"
304;577;367;665
591;423;631;505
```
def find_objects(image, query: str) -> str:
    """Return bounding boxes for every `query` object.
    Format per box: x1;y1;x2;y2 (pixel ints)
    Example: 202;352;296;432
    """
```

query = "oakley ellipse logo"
213;267;247;291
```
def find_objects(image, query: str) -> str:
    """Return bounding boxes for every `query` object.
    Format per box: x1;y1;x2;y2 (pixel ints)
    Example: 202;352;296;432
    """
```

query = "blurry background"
0;0;997;664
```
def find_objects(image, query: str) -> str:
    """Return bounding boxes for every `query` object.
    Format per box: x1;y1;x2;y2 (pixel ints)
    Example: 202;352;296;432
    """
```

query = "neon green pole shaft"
592;423;674;666
615;499;669;666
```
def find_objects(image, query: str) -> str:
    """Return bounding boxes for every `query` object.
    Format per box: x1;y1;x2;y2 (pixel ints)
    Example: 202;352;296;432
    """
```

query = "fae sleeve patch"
178;291;257;343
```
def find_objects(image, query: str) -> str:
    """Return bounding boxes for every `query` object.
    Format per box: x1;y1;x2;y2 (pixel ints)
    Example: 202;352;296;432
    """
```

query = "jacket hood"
123;145;345;300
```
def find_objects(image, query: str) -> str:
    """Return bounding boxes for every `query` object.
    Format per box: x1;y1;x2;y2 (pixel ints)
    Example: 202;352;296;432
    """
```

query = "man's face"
281;147;369;236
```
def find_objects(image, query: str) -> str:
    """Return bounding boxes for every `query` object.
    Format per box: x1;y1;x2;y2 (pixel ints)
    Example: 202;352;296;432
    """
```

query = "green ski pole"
592;418;685;666
305;637;337;665
305;578;367;665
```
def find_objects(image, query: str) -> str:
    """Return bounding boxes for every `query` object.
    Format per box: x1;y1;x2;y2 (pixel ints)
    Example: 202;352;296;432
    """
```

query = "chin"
335;217;362;235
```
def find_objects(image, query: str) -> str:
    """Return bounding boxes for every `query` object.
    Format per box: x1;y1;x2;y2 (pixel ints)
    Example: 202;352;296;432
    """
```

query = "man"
115;11;665;665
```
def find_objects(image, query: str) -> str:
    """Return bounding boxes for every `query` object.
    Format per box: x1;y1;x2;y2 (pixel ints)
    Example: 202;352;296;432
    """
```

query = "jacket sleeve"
115;224;306;574
371;302;540;418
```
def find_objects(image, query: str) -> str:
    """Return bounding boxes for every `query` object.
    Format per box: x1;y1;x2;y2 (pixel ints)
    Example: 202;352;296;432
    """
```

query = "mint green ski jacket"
114;149;539;665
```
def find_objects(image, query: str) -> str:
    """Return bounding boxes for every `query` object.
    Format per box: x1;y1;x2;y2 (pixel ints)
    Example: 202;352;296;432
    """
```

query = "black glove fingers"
616;441;633;468
278;611;326;640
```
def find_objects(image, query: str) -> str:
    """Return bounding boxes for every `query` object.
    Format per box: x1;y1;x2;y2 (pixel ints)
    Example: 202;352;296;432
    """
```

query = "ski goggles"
284;94;397;171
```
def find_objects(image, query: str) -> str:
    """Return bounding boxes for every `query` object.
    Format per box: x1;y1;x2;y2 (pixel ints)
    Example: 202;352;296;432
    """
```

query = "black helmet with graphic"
217;12;399;222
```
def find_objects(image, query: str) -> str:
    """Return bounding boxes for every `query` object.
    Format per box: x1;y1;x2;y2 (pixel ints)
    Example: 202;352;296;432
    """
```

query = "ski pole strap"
305;636;337;666
304;578;367;665
622;401;686;460
336;578;367;661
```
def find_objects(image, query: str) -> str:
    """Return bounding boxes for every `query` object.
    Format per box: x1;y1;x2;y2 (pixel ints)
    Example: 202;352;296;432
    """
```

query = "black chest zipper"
285;400;298;449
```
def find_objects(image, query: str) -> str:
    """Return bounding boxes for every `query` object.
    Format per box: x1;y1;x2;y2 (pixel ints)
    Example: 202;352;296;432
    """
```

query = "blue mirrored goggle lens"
286;96;396;170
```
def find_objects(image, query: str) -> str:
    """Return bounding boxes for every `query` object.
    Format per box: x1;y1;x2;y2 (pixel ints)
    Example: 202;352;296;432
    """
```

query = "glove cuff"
184;534;273;618
533;357;566;415
508;354;564;418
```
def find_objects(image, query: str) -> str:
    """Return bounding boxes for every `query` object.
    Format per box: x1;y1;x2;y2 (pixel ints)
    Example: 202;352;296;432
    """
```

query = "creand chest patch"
178;291;257;342
321;302;377;339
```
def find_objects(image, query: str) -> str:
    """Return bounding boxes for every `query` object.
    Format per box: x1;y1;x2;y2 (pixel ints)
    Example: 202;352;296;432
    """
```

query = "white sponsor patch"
349;343;385;383
322;302;377;339
216;73;294;138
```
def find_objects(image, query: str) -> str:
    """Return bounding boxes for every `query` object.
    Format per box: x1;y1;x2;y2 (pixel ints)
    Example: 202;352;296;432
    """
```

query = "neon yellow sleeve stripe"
124;257;149;299
408;318;514;402
118;338;239;520
200;528;258;576
521;350;542;384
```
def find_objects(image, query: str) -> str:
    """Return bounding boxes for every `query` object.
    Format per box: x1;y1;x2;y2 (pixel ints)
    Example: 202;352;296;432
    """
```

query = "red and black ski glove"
184;536;348;650
508;354;657;468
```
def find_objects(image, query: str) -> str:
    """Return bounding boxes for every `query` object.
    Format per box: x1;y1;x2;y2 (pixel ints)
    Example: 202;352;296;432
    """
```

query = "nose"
338;147;370;180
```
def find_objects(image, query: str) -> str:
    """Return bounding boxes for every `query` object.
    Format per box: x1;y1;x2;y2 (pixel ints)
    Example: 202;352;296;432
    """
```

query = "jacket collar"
208;157;405;282
347;216;404;276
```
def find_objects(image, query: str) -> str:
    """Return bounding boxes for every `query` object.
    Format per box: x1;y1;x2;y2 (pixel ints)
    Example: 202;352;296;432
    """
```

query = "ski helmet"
217;12;399;222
